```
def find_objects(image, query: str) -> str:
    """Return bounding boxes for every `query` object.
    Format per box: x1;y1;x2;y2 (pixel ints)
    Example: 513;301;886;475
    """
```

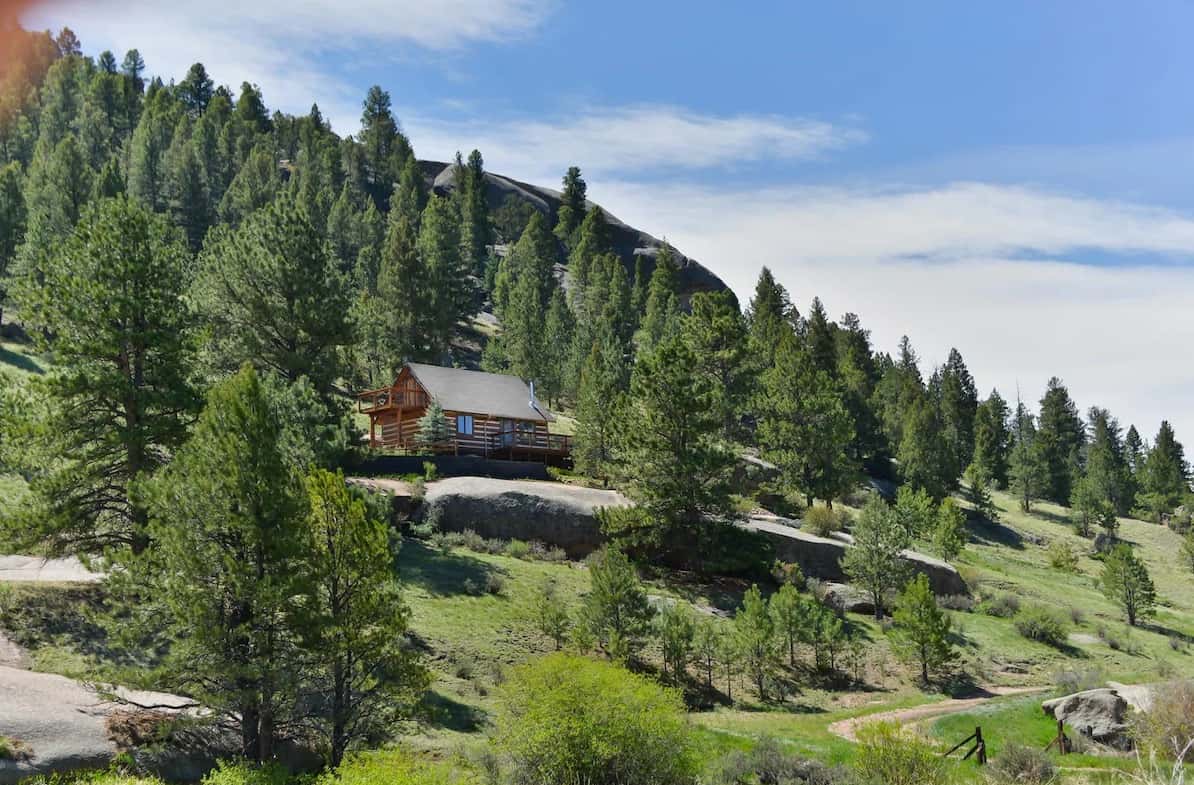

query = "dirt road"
827;686;1049;742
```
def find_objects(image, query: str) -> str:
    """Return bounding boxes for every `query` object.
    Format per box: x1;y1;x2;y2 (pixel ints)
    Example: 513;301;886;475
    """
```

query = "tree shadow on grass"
418;689;489;732
966;519;1025;550
0;345;43;375
397;540;507;598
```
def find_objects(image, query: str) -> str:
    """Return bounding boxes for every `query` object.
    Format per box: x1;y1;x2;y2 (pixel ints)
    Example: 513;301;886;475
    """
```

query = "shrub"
459;529;485;551
981;593;1021;618
422;461;439;482
1015;605;1068;647
771;560;805;588
409;477;426;505
712;735;844;785
986;743;1057;785
201;761;291;785
485;573;506;595
1047;540;1079;572
462;578;482;596
492;653;699;785
1068;606;1085;625
1053;666;1105;694
853;721;946;785
803;505;846;537
1133;680;1194;760
938;594;974;612
504;539;531;560
321;748;477;785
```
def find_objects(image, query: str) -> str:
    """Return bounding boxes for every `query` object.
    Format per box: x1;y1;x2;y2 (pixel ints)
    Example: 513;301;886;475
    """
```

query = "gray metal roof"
406;363;554;422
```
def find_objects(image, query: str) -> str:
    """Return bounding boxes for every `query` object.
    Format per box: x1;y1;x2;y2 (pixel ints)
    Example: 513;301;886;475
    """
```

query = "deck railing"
357;387;429;413
488;431;572;454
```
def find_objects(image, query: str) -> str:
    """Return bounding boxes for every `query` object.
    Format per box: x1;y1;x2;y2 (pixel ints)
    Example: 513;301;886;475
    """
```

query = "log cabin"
357;363;571;462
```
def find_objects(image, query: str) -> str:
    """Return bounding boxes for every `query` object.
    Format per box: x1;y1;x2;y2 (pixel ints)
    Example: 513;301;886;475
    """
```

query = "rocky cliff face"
420;160;730;303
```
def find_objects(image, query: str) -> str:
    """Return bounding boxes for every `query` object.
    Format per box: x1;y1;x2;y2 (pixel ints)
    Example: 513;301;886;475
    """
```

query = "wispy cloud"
26;0;553;132
408;106;866;179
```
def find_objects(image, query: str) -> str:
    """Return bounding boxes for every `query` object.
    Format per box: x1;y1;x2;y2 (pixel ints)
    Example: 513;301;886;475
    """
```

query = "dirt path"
0;555;101;583
827;686;1049;742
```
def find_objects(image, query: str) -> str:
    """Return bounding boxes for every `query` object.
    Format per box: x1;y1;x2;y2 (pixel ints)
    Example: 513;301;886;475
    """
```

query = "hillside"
422;159;729;302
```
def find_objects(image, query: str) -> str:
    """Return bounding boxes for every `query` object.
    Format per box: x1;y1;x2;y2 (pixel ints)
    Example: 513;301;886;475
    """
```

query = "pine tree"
164;118;210;250
134;365;309;761
769;583;804;667
842;496;910;620
655;603;695;684
938;348;978;479
573;324;627;484
635;245;681;352
931;498;966;561
177;62;214;116
972;390;1012;487
1101;544;1157;626
620;331;738;563
3;197;198;555
127;89;177;212
233;81;271;136
684;289;752;439
499;213;558;383
218;141;280;226
375;206;425;369
193;195;352;398
1009;399;1048;513
835;313;887;471
897;392;953;500
889;574;956;684
746;266;795;369
805;297;837;376
964;463;998;522
417;399;451;449
458;149;491;276
358;85;408;210
534;578;572;650
0;162;26;321
566;206;612;317
734;585;777;700
757;329;857;506
554;165;587;246
16;134;92;277
303;469;427;766
418;194;471;360
581;548;654;661
1037;377;1086;504
541;286;575;407
1139;421;1189;520
1083;407;1131;515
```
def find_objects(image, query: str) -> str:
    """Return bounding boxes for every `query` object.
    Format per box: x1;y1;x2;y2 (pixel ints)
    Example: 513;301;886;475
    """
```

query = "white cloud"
407;106;865;179
25;0;553;132
594;180;1194;443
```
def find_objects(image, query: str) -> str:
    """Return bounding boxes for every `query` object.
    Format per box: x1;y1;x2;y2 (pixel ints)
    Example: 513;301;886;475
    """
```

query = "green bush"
981;593;1021;618
504;539;531;559
853;721;945;785
1046;540;1079;572
1014;605;1068;647
803;505;848;537
320;749;478;785
492;653;698;785
201;761;291;785
986;743;1057;784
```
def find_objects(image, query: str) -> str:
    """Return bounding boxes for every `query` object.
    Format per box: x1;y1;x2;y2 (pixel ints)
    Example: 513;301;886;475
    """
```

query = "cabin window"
456;415;474;436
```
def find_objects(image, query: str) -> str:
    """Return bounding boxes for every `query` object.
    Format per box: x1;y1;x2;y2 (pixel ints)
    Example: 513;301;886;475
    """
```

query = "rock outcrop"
819;583;876;615
420;477;630;558
1042;688;1134;750
422;160;728;303
742;516;968;596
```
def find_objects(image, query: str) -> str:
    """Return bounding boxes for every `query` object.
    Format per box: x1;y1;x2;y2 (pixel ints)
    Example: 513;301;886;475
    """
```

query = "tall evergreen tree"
835;313;886;471
573;323;628;485
684;289;752;439
127;89;177;212
193;196;352;397
567;205;611;314
541;287;575;407
1009;398;1048;512
746;266;795;369
177;62;214;117
618;331;738;564
842;496;910;620
0;162;26;320
1139;421;1189;519
357;85;408;210
458;148;491;276
3;197;197;555
635;245;681;353
418;193;471;360
805;296;837;377
938;348;978;479
1037;377;1086;504
897;391;954;500
554;165;587;247
1101;544;1157;627
972;390;1012;487
16;134;91;276
135;365;309;761
757;329;857;506
374;206;425;369
890;574;956;684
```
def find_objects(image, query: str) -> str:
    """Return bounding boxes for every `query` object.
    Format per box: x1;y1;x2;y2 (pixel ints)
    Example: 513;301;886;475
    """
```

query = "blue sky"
26;0;1194;442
